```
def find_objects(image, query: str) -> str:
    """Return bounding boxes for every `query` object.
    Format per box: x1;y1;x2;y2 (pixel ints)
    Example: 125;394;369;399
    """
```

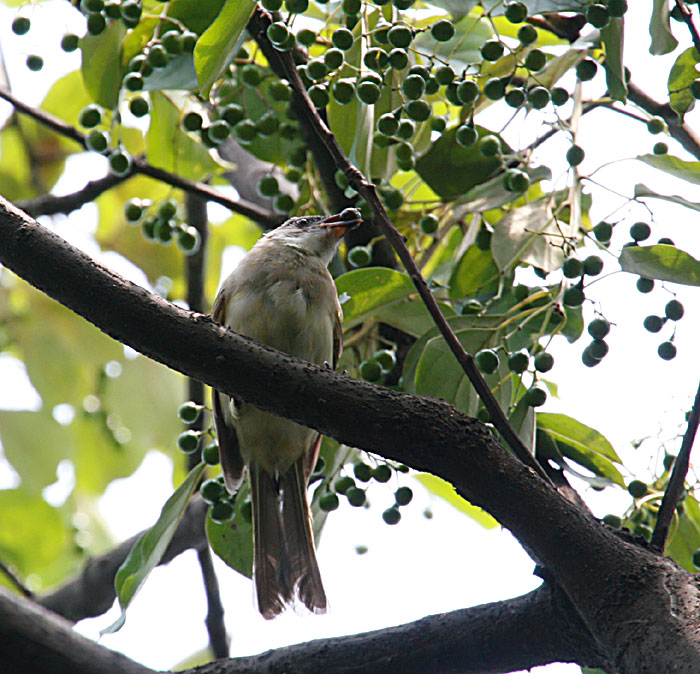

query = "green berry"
419;214;439;235
505;169;530;192
355;544;368;555
61;33;80;52
346;486;366;507
643;315;664;333
484;77;506;100
665;299;684;321
178;227;201;255
479;135;501;157
566;144;585;167
202;443;220;465
508;351;529;374
630;221;651;241
158;199;177;220
335;475;355;495
658;341;677;360
475;348;499;374
79;104;102;129
296;28;315;46
161;30;183;55
431;117;447;132
258;175;280;198
209;501;234;523
359;358;382;382
181;32;197;53
319;493;340;512
653;142;668;155
461;299;484;315
431;19;455;42
87;13;106;35
456;79;479;104
627;480;648;498
505;88;526;108
375;349;397;372
12;16;31;35
602;514;622;528
481;40;504;62
394;486;413;506
183;111;204;131
587;3;610;28
267;21;290;46
285;0;308;12
356;80;381;104
200;478;226;504
86;129;109;153
382;507;401;525
524;384;547;407
234;119;257;142
404;100;431;122
402;74;425;100
647;117;665;135
551;87;569;106
147;44;169;69
178;401;201;424
378;113;399;136
382;187;403;210
332;79;355;104
372;464;392;483
588;339;608;360
332;27;354;50
26;55;44;72
273;194;294;213
576;59;597;81
563;286;585;307
562;257;583;279
588;318;610;340
534;352;554;373
607;0;628;17
505;2;527;23
124;199;144;223
518;24;538;45
308;84;329;109
524;49;546;72
583;255;604;276
527;85;550;109
353;462;372;482
581;345;600;368
456;124;478;148
691;79;700;100
348;245;372;268
594;221;613;242
388;25;413;49
129;96;149;117
177;430;200;454
434;65;455;85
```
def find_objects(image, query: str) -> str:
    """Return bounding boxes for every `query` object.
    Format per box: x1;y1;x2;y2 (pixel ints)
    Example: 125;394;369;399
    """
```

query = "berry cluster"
124;198;202;254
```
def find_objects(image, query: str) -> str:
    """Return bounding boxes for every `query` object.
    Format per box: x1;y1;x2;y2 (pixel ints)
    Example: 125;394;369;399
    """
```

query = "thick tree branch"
0;87;282;228
0;582;601;674
247;7;548;483
651;377;700;551
36;498;207;622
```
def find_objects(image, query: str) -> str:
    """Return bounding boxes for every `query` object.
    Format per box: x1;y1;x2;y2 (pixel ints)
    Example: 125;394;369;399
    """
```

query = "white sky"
0;2;699;673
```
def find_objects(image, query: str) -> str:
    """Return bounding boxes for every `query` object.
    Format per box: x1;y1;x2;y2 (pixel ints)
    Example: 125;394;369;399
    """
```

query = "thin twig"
650;378;700;552
0;558;33;598
674;0;700;55
0;87;282;228
197;547;229;659
248;7;549;483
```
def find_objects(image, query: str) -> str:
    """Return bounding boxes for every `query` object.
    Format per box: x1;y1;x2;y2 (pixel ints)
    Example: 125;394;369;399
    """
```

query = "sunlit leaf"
449;244;500;300
667;494;700;571
602;18;627;102
80;21;125;108
638;153;700;184
415;473;497;529
619;244;700;286
103;462;206;634
668;47;700;117
634;183;700;212
650;0;678;55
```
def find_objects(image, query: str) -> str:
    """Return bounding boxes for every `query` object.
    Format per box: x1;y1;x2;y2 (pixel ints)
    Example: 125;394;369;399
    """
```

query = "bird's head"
265;208;363;265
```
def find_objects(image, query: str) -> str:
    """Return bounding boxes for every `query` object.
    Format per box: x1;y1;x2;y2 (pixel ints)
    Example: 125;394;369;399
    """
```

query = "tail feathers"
281;457;327;615
250;457;326;619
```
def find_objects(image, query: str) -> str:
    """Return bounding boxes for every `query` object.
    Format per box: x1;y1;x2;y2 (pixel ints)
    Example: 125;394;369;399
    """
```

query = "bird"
211;207;362;619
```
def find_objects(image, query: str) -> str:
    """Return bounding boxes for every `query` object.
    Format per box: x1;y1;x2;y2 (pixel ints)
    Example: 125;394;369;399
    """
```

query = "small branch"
197;547;229;659
0;87;282;228
651;378;700;552
37;498;207;622
248;6;549;483
627;82;700;160
0;558;33;598
674;0;700;55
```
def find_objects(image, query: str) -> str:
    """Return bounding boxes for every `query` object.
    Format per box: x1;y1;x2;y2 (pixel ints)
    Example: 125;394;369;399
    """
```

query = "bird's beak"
319;208;363;238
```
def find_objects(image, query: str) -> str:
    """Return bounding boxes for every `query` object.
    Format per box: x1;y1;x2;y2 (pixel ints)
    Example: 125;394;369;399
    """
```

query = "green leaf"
194;0;256;98
416;126;508;199
536;413;624;486
668;47;700;117
650;0;678;55
667;494;700;571
207;480;253;579
415;473;497;529
103;462;206;634
634;183;700;212
491;199;569;273
373;299;457;337
143;54;199;92
602;18;627;102
336;268;416;327
166;0;226;35
146;91;219;181
80;20;125;108
449;244;501;300
619;244;700;286
638;153;700;184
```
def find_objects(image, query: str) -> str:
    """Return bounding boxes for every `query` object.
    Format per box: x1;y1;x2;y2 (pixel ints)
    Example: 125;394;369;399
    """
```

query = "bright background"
0;2;699;673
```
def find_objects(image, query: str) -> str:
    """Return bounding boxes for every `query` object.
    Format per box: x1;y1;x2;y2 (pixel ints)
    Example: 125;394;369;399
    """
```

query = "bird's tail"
250;456;326;619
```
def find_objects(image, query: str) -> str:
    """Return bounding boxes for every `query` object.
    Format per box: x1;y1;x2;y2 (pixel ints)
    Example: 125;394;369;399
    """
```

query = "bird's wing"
332;298;343;370
211;288;245;494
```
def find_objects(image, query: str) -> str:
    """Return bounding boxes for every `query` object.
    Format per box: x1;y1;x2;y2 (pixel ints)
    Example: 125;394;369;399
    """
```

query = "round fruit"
359;359;382;382
324;48;344;70
354;462;372;482
332;79;355;104
505;2;527;23
200;478;226;504
285;0;309;13
456;79;479;104
273;194;294;213
658;341;677;360
335;476;355;495
505;87;526;108
177;430;200;453
147;44;169;69
124;199;144;223
394;486;413;506
588;318;610;339
583;255;604;276
627;479;648;498
306;59;328;81
588;339;608;360
481;40;504;62
402;74;425;100
563;286;585;307
518;24;538;45
587;4;610;28
356;81;381;104
129;96;149;117
267;22;290;46
202;443;220;465
332;27;354;50
647;116;665;135
25;54;43;71
484;77;506;100
607;0;628;17
178;401;201;423
405;100;431;122
87;13;106;35
346;487;366;507
382;507;401;525
209;501;234;523
665;299;684;321
475;348;499;374
593;221;613;242
524;384;547;407
372;464;392;483
456;124;478;147
602;514;622;528
434;65;455;85
308;84;329;108
551;87;569;106
566;144;585;167
630;221;651;241
86;129;109;153
504;169;530;192
12;16;31;35
161;31;183;55
178;227;201;255
534;351;554;373
653;142;668;155
79;104;102;129
479;135;501;157
61;33;80;52
258;175;280;198
382;187;404;210
576;59;597;81
296;28;316;46
319;493;340;511
581;346;600;368
508;351;529;374
643;315;664;333
431;19;455;42
461;299;484;315
524;49;546;72
562;257;583;279
419;214;439;235
375;349;397;372
388;25;413;49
